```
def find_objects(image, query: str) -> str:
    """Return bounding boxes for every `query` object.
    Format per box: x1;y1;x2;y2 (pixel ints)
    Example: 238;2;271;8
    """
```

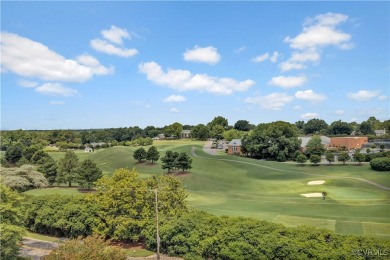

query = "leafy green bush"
370;157;390;171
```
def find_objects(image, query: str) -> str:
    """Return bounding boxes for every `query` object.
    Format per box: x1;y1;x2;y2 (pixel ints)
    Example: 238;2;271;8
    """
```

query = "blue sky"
1;1;389;130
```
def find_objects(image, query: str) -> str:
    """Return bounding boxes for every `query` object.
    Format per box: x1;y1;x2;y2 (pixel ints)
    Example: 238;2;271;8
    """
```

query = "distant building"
299;136;331;152
181;130;191;139
84;147;93;152
227;139;242;155
153;134;165;141
330;137;368;150
375;129;386;136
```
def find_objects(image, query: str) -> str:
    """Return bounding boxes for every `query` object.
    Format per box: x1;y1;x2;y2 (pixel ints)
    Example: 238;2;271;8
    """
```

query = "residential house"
181;130;191;139
227;139;242;155
84;147;93;152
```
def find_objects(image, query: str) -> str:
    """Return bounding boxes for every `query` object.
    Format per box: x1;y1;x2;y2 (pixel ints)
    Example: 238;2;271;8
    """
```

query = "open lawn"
41;140;389;237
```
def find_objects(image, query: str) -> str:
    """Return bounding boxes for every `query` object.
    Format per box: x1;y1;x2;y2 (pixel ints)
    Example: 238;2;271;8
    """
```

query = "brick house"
330;137;368;150
227;139;242;155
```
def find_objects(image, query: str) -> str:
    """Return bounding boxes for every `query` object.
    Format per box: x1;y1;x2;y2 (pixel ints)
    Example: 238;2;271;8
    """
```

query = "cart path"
191;146;390;191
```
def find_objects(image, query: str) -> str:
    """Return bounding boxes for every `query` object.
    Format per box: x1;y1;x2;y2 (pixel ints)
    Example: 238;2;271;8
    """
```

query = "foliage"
161;151;179;173
295;153;307;165
325;151;335;164
364;151;390;162
164;122;183;139
42;235;127;260
22;145;40;162
305;135;325;157
0;224;25;260
210;125;225;140
223;129;245;141
338;152;350;164
133;147;147;162
175;152;193;172
31;150;50;164
303;118;328;135
78;159;102;189
57;150;80;187
352;151;365;165
309;154;321;166
329;120;353;135
190;124;210;140
131;137;153;146
234;120;253;131
207;116;228;129
358;121;375;135
37;156;58;185
370;157;390;171
146;146;160;164
1;165;48;192
5;144;23;163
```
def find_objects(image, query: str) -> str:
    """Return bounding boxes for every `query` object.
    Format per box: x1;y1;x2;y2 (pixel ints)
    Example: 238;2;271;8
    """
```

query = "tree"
325;151;335;165
146;146;160;164
22;145;40;162
4;144;23;163
309;154;321;166
31;150;50;164
161;151;179;173
234;120;251;131
223;129;243;141
164;122;183;139
329;120;353;135
296;153;307;165
353;151;365;166
175;152;193;172
190;124;210;140
57;150;80;187
1;165;48;192
380;144;385;152
133;147;147;163
305;136;325;158
358;121;374;135
78;159;103;189
37;156;58;185
210;125;225;140
338;152;350;165
207;116;228;129
303;118;328;135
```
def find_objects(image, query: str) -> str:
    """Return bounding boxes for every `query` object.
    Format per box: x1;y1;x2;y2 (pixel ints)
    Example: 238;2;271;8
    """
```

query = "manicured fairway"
46;141;390;237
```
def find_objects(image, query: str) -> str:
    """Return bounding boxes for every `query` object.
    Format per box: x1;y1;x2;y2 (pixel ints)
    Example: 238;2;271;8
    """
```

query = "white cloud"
378;95;388;101
235;46;246;53
293;105;301;110
244;93;294;110
270;51;280;63
90;39;138;57
251;53;269;63
1;32;112;82
35;83;78;97
18;79;38;88
279;61;306;72
290;48;320;63
76;54;114;75
347;90;380;101
295;89;326;102
101;25;131;45
170;107;180;113
49;101;65;105
268;76;307;88
300;112;319;120
334;109;345;115
183;46;221;64
139;61;254;95
163;95;186;102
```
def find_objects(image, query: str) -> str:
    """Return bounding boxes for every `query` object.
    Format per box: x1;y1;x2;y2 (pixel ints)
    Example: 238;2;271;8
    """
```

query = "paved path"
19;238;59;260
191;146;390;191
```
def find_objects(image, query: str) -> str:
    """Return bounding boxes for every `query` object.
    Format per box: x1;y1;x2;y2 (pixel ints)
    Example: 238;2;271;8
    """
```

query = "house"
330;137;368;150
299;136;331;152
153;134;165;141
84;147;93;152
181;130;191;139
90;142;106;147
375;129;386;136
227;139;242;155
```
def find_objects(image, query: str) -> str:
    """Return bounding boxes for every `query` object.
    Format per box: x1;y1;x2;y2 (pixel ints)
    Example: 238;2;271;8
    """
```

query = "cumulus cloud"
268;76;307;88
183;46;221;64
18;79;38;88
347;90;380;101
300;112;319;120
295;89;326;102
76;54;114;75
49;101;65;105
244;93;294;110
35;83;78;97
163;95;186;102
279;61;306;72
1;32;112;82
90;39;138;57
101;25;132;45
251;53;269;63
170;107;180;113
138;61;254;95
270;51;280;63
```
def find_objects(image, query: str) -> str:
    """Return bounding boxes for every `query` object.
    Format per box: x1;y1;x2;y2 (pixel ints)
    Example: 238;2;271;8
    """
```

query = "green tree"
22;145;40;162
338;152;350;165
207;116;228;129
31;150;50;164
223;129;244;141
164;122;183;139
190;124;210;140
37;156;58;185
4;144;23;163
309;154;321;166
234;120;251;131
303;118;328;135
325;151;335;165
78;159;102;189
322;191;327;200
329;120;353;135
210;125;225;140
175;152;193;172
133;147;147;163
358;121;375;135
380;144;385;152
57;150;80;187
296;153;307;165
353;151;365;166
146;146;160;164
161;151;179;173
305;136;325;158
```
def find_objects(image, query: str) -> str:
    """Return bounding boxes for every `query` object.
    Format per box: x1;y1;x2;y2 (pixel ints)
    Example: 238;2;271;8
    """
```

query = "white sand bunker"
301;193;323;198
307;180;325;185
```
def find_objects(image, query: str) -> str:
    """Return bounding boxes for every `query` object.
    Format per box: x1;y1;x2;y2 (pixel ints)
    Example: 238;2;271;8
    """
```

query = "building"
84;147;93;152
299;136;331;152
227;139;242;155
330;137;368;150
181;130;191;139
375;129;386;136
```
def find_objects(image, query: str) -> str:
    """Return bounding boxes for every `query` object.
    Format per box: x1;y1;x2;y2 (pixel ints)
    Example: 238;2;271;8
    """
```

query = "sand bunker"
307;180;325;185
301;193;323;198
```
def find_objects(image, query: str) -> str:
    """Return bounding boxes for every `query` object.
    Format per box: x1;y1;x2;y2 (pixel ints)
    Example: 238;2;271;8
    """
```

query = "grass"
125;248;154;257
25;231;62;243
38;141;390;237
24;187;82;196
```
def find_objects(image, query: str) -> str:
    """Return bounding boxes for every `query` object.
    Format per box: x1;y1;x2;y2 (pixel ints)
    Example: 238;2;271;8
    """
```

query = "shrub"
1;165;48;192
370;157;390;171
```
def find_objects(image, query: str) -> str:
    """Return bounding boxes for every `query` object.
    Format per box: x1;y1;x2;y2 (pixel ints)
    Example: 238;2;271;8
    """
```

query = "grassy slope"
44;141;389;237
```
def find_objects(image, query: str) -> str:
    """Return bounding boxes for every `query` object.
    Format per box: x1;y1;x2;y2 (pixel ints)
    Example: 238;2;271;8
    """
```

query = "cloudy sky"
1;2;389;130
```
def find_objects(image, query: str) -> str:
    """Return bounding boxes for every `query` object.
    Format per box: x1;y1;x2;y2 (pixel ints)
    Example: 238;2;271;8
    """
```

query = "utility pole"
154;188;160;260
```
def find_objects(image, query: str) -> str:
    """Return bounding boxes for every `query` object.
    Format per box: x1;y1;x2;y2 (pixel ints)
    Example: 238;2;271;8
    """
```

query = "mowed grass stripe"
363;222;390;237
273;215;336;231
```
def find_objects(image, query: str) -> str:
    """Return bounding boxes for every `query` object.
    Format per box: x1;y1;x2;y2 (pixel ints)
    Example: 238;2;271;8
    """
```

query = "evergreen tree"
174;152;193;172
5;144;23;164
57;151;79;187
37;156;58;185
161;151;178;173
133;147;147;163
146;146;160;164
78;159;102;189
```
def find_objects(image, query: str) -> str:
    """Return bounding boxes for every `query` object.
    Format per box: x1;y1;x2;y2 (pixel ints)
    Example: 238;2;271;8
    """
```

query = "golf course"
28;140;390;238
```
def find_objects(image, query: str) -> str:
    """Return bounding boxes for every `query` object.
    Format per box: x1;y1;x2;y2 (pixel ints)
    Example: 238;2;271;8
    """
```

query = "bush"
370;157;390;171
1;165;48;192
